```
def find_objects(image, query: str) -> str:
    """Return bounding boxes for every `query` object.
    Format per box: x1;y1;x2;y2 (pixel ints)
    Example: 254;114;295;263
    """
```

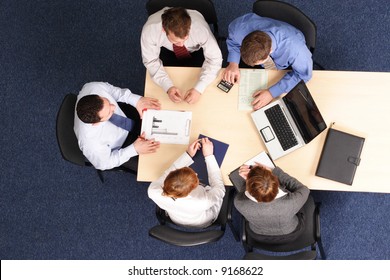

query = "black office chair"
241;196;326;260
252;0;324;69
146;0;220;38
149;186;240;246
56;94;136;183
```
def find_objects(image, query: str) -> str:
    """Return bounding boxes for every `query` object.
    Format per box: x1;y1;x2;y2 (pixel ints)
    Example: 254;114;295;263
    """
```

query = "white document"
244;151;275;169
238;69;268;110
141;109;192;144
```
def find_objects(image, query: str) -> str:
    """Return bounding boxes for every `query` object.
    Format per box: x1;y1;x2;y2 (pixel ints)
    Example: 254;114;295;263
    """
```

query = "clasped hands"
186;137;213;158
238;162;273;180
167;86;201;104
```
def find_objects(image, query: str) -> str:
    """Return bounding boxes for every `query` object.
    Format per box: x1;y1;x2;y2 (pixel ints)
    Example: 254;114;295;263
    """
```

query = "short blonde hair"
163;167;199;198
246;166;279;202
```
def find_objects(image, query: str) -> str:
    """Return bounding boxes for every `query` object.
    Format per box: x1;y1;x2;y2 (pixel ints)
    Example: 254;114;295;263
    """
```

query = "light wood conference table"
138;67;390;193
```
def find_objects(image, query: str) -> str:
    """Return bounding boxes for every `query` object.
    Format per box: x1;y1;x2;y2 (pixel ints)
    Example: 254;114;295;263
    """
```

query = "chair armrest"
243;250;317;260
315;203;321;240
149;225;224;247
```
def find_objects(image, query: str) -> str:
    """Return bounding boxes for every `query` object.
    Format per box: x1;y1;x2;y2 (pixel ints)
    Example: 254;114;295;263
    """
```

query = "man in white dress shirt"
148;137;225;228
141;7;222;104
74;82;161;171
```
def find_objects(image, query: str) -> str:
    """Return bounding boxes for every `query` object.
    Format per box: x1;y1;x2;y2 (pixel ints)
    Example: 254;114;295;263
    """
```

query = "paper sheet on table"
245;151;275;168
238;69;268;110
141;109;192;144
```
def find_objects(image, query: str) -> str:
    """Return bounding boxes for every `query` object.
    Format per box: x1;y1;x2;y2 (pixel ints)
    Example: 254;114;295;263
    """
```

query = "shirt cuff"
227;52;241;64
269;83;283;98
125;89;142;107
204;154;216;164
194;81;207;94
162;81;174;93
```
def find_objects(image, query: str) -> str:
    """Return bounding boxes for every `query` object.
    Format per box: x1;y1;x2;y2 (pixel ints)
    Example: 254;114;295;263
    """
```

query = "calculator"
217;80;233;93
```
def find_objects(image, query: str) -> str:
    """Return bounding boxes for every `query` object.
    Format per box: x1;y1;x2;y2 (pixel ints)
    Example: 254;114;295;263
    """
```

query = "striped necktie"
173;44;191;59
109;113;134;131
262;56;277;70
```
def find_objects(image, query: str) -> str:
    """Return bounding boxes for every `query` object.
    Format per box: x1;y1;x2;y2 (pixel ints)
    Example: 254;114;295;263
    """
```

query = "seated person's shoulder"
188;10;212;30
80;82;109;93
145;8;166;25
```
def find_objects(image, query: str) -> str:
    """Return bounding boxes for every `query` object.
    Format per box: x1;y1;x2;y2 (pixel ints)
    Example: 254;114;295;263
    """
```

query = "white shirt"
141;8;222;93
148;152;225;228
73;82;141;170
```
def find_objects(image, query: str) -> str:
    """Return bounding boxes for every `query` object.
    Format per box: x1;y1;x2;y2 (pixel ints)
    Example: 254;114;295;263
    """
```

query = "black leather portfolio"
315;128;365;185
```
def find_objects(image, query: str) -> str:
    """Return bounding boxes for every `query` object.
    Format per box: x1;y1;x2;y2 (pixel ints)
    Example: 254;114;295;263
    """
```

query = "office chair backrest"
242;196;326;259
56;93;85;166
149;186;239;246
146;0;219;36
253;0;317;53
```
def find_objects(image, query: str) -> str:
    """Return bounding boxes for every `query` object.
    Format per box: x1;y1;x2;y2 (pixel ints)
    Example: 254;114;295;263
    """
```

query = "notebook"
251;80;327;160
315;127;365;185
191;134;229;186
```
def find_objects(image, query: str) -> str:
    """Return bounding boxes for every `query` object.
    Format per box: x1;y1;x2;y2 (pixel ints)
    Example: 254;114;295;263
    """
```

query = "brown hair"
76;94;104;123
163;167;199;198
161;7;191;39
241;31;272;66
246;166;279;202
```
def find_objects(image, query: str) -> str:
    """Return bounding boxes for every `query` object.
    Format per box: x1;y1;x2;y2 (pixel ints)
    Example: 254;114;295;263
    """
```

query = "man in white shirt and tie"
141;7;222;104
74;82;161;171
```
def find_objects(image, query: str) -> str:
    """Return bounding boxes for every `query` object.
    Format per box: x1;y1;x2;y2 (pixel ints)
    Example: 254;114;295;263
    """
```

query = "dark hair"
163;167;199;198
241;31;272;66
246;166;279;202
161;7;191;39
76;94;103;123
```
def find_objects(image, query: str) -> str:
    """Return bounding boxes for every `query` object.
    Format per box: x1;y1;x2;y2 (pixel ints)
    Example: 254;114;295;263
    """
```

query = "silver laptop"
251;80;327;160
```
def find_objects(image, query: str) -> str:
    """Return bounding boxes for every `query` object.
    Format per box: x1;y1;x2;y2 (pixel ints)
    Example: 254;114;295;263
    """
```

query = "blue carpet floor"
0;0;389;260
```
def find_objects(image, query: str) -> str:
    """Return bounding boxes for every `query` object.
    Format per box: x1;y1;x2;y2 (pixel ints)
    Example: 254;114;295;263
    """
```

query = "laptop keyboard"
265;105;298;151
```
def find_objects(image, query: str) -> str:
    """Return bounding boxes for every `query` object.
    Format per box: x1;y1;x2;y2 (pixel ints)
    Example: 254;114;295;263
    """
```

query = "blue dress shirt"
227;13;313;97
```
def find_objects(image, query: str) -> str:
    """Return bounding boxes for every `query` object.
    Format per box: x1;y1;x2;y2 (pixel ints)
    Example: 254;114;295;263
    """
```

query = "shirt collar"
245;188;287;202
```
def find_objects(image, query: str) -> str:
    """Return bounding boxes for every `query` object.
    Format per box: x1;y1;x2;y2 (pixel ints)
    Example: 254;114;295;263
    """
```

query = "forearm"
272;167;309;193
205;155;225;198
194;35;222;93
107;83;141;106
83;144;138;171
269;51;313;97
141;34;174;92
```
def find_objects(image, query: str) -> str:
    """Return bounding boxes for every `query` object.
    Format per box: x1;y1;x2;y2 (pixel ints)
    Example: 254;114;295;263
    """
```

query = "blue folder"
191;134;229;186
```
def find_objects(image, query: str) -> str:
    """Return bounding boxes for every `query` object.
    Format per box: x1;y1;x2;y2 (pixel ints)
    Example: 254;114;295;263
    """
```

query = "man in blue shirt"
223;13;313;110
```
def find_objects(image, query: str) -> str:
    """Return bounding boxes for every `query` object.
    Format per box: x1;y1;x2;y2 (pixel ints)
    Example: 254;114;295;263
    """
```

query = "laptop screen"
283;81;327;143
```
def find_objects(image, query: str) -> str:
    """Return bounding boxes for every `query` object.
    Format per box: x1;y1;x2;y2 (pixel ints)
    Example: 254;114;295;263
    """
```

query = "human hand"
222;62;240;84
136;97;161;118
184;88;201;104
186;139;201;157
254;162;273;171
167;86;183;103
133;132;160;154
238;164;251;180
252;89;273;110
201;137;213;157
